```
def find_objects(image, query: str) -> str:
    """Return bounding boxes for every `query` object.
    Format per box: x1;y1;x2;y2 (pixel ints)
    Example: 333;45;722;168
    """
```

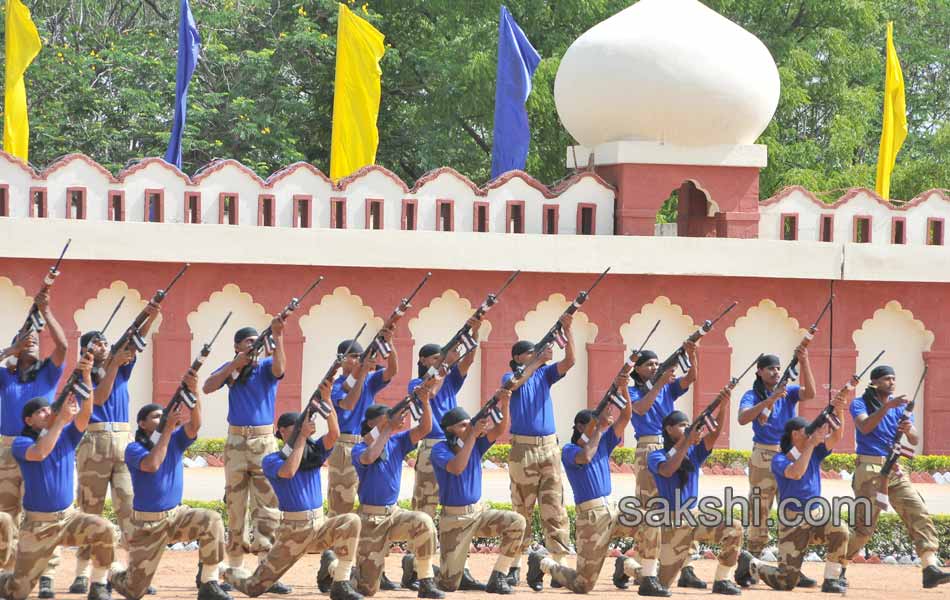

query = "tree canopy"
4;0;948;202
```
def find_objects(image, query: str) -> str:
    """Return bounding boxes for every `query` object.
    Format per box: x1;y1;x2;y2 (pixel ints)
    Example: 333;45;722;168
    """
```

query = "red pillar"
922;350;950;454
693;342;732;448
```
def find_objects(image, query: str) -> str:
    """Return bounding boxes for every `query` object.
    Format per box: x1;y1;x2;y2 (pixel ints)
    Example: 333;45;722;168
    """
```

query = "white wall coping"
566;141;769;168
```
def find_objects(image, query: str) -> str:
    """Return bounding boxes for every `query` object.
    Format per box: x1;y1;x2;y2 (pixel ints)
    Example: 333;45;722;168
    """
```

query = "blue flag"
490;6;541;179
164;0;201;170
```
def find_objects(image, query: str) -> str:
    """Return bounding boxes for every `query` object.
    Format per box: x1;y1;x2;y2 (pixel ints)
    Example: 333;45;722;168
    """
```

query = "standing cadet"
840;366;950;589
504;314;575;585
628;342;702;590
404;393;526;594
328;331;397;518
648;407;743;596
70;303;160;594
408;317;482;519
110;372;230;600
0;286;68;598
734;396;851;594
526;373;643;594
736;349;817;589
202;321;290;594
224;394;364;600
0;355;115;600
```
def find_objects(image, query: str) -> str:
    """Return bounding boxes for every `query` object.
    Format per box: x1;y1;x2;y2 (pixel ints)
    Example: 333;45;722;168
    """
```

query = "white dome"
554;0;780;148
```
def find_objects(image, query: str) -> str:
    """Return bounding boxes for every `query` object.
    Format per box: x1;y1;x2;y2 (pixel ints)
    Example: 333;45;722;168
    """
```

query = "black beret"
511;340;535;358
870;365;896;380
635;350;658;367
234;327;258;344
757;354;782;369
22;397;50;422
337;339;364;355
440;406;471;431
419;343;442;358
136;403;163;424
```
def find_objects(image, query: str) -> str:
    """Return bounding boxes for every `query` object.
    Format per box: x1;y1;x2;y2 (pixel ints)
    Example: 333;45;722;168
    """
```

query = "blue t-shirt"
850;395;912;457
503;363;564;436
91;360;135;424
13;424;84;512
647;443;711;511
562;428;621;504
216;357;281;427
739;385;801;446
431;436;492;507
126;427;194;511
629;378;688;439
352;431;414;506
332;369;389;435
772;444;830;512
408;366;466;440
262;439;331;512
0;360;65;436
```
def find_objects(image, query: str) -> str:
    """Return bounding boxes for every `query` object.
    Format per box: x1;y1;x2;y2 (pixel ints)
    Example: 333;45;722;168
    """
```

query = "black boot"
197;581;232;600
505;566;520;587
797;572;817;588
318;550;337;593
526;550;546;592
459;568;486;592
712;580;742;595
87;582;111;600
613;557;630;589
401;554;418;589
734;551;755;588
39;576;55;599
266;581;293;594
678;566;707;589
417;578;445;599
838;568;848;588
196;562;232;592
923;565;950;589
145;586;156;595
638;576;672;597
380;572;402;591
330;580;364;600
486;570;514;595
69;576;89;594
820;578;846;593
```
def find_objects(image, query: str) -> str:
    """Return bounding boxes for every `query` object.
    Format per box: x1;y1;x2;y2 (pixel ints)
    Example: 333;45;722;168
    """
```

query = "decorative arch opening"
654;180;718;238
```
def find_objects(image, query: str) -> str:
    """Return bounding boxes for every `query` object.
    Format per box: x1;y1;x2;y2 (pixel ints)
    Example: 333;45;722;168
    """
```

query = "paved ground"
182;467;950;513
43;549;949;600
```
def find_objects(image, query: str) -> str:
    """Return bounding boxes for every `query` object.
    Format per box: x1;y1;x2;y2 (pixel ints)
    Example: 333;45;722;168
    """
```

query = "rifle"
110;264;189;359
150;312;232;444
876;367;927;510
652;302;738;387
687;355;760;436
469;351;550;431
280;324;367;457
804;349;885;436
50;296;125;413
533;268;610;354
776;295;834;390
590;320;661;422
439;270;520;361
14;239;70;341
231;276;324;384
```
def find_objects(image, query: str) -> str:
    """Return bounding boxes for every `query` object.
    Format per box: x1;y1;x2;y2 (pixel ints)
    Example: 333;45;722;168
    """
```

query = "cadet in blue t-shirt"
502;313;575;579
737;348;816;566
842;365;949;590
0;354;117;600
646;402;743;596
202;321;287;589
0;286;67;588
109;371;231;600
735;395;850;594
223;382;365;600
347;393;444;599
408;316;482;519
71;301;160;593
527;374;641;595
327;332;398;520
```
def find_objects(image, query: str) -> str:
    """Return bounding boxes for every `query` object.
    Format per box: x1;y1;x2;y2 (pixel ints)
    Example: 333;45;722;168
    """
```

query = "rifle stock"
111;264;189;358
776;295;834;389
805;349;885;436
534;269;609;355
14;239;71;341
652;302;737;386
440;270;519;359
687;355;760;436
877;367;927;510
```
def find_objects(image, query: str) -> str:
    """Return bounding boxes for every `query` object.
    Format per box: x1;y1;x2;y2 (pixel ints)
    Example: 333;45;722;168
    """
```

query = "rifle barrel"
811;295;835;329
101;297;125;335
162;264;190;295
494;270;521;299
53;239;71;270
405;272;431;303
208;312;234;347
854;350;886;381
710;301;738;326
298;276;325;303
637;320;661;353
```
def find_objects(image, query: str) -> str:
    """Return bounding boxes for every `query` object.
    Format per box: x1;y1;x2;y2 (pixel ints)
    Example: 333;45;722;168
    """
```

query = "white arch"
515;294;598;442
853;301;933;453
0;277;33;369
725;299;804;450
407;290;494;417
187;284;271;438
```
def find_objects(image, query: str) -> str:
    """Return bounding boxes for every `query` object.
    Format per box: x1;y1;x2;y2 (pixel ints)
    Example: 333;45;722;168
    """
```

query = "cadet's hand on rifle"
897;420;912;434
183;369;198;394
232;351;253;371
474;418;491;437
12;333;32;355
77;352;95;378
35;289;51;314
687;425;705;446
831;394;849;413
299;416;317;442
389;406;409;430
495;388;512;409
885;394;908;410
270;316;284;339
794;344;808;361
58;397;79;424
768;383;788;404
614;373;628;389
541;346;554;363
469;317;482;335
116;345;136;366
659;368;677;387
359;350;376;375
808;424;830;446
317;378;333;402
559;313;573;332
144;300;160;320
684;339;698;360
380;327;394;343
168;404;186;429
598;410;615;430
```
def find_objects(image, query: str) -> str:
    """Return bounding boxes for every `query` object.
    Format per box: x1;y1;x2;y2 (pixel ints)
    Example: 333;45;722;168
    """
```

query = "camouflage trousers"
0;442;58;576
75;429;134;566
411;439;441;519
355;505;437;596
846;456;939;559
756;511;849;590
0;512;13;568
437;504;526;591
508;435;571;562
224;511;360;597
326;436;359;517
545;501;642;594
632;438;662;562
0;508;114;600
657;510;743;588
110;505;225;600
224;428;280;561
747;444;780;555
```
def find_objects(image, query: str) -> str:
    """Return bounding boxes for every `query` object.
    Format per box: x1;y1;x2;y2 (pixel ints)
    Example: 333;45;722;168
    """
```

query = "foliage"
2;1;944;201
484;443;512;465
184;437;225;458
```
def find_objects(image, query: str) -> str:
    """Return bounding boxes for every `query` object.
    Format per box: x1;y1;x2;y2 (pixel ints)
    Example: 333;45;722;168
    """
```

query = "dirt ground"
44;549;947;600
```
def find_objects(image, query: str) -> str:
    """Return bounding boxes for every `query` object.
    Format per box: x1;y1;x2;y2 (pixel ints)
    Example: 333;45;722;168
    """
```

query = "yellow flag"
329;3;385;180
4;0;42;161
874;22;907;200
